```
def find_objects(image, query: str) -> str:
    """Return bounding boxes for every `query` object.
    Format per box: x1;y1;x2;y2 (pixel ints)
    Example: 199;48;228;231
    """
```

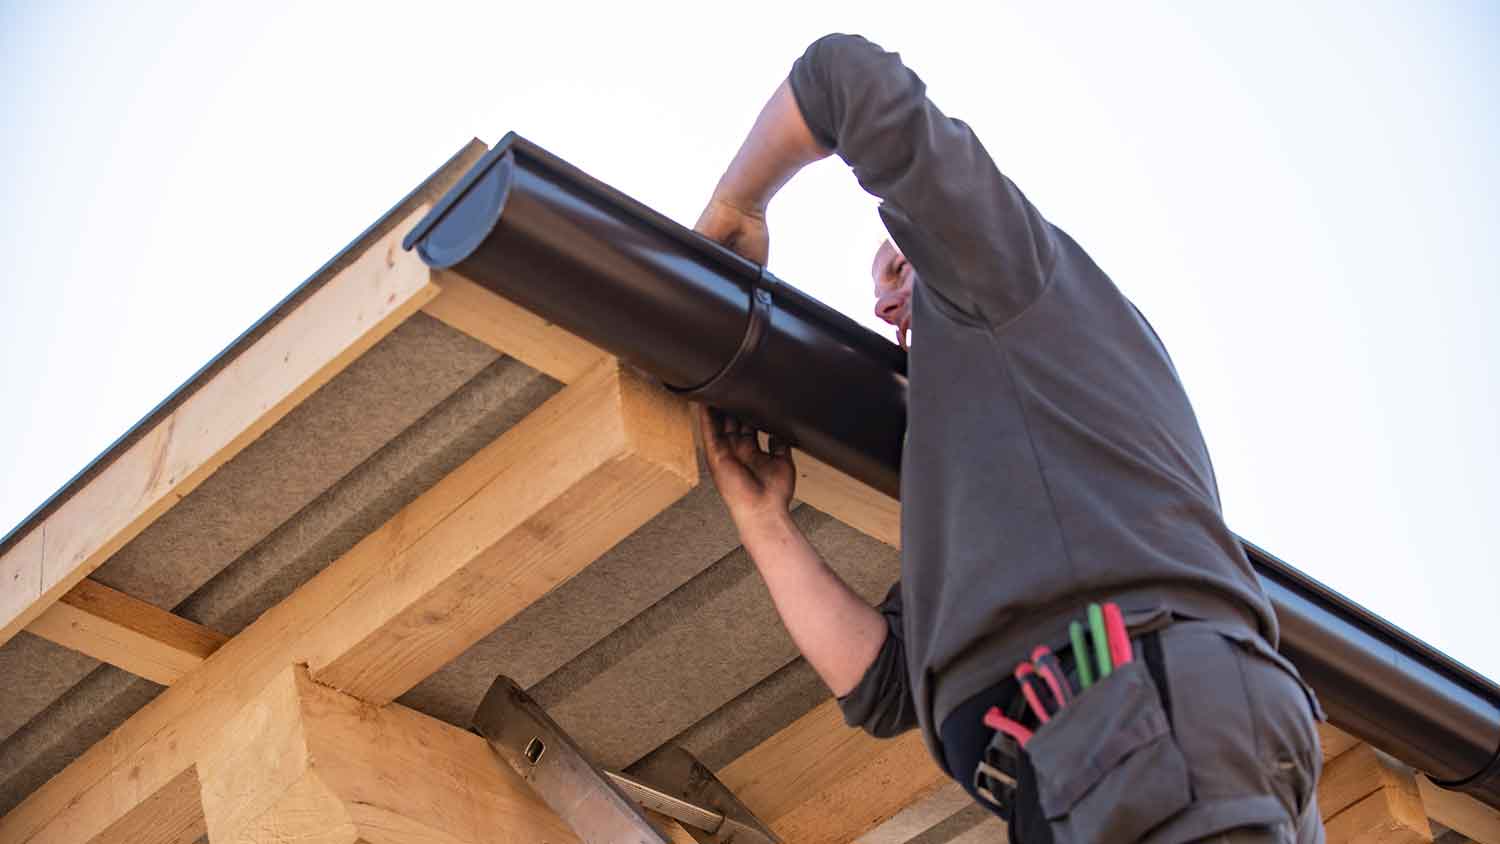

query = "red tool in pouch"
1102;602;1133;667
1014;662;1054;724
983;706;1034;747
1029;645;1074;706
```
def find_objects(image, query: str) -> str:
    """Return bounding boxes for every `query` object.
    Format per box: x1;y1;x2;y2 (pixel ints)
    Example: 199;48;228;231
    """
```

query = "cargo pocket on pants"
1026;660;1191;844
1211;624;1325;822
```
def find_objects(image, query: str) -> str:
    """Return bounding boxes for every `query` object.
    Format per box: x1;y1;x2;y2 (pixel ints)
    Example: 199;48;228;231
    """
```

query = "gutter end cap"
402;134;522;267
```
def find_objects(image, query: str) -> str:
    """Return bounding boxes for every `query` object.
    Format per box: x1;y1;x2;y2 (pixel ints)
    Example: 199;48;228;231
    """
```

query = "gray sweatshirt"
787;34;1277;762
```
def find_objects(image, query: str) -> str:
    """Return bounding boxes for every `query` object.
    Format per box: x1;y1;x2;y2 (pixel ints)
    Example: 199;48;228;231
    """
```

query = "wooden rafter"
854;782;977;844
720;700;946;844
27;579;226;686
792;451;900;548
423;270;608;385
302;356;697;703
1416;775;1500;844
1320;722;1364;762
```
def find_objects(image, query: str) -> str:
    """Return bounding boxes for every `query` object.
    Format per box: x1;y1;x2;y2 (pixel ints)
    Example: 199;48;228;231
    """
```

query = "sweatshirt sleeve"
837;583;918;737
788;34;1057;326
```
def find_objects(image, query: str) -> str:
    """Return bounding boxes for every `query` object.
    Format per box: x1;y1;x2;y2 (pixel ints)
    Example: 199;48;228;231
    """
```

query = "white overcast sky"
2;2;1496;682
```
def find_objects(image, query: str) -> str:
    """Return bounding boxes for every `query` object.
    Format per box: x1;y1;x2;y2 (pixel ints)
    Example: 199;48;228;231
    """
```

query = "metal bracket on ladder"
622;745;780;844
472;676;780;844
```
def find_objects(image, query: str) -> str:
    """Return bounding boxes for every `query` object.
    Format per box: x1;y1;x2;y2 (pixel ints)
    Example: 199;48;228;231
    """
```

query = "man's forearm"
698;74;879;700
710;80;830;212
737;510;886;697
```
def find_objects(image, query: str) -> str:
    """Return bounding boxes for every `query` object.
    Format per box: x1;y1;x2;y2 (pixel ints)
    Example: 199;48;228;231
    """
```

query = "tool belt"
965;604;1186;844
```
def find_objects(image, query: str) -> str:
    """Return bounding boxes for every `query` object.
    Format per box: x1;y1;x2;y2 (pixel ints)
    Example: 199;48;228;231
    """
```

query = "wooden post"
198;665;576;844
1319;725;1500;844
1319;743;1433;844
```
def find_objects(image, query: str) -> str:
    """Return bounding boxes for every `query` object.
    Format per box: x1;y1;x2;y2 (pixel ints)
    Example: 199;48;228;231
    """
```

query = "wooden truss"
0;140;1494;844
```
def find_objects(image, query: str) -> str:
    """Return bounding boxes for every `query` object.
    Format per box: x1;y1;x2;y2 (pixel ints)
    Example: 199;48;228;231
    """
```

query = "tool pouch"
1022;660;1191;844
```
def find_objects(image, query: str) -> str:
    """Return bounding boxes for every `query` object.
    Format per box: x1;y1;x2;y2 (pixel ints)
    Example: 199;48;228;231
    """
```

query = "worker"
692;34;1326;843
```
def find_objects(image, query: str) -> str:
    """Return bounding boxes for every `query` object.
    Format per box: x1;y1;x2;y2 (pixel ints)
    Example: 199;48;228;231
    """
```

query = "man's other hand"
694;197;770;266
696;404;794;529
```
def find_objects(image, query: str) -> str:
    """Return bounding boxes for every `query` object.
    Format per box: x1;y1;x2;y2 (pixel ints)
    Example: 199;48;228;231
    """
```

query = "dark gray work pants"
1153;619;1326;844
968;618;1325;843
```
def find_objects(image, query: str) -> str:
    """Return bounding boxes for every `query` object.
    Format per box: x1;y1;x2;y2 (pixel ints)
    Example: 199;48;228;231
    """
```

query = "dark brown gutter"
405;134;907;496
404;133;1500;808
1248;540;1500;798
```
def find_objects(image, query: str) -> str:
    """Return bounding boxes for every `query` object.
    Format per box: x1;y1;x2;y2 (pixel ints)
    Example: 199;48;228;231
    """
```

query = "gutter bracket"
623;745;781;844
669;279;774;402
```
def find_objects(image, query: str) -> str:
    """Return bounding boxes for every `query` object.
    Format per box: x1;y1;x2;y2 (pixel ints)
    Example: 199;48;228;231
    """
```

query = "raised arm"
755;34;1058;324
694;80;829;265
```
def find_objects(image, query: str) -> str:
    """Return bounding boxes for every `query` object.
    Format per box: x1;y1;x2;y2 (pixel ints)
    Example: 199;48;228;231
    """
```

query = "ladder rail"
472;675;780;844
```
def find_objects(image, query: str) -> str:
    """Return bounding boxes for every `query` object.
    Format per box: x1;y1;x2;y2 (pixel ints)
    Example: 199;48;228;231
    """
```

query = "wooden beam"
303;357;697;702
720;700;946;844
90;768;205;844
644;815;699;844
1320;743;1433;844
424;270;608;383
793;452;900;548
1317;724;1500;844
198;665;576;844
853;781;973;844
27;579;226;685
1416;776;1500;844
1;208;443;650
200;666;696;844
1;528;45;646
0;362;696;844
1321;722;1363;762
